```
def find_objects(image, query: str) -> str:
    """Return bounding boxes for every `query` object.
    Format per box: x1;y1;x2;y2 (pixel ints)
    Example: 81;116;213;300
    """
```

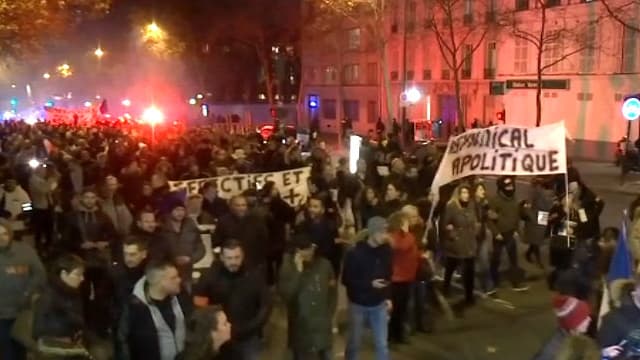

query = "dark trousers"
82;266;111;335
0;318;26;360
266;252;283;286
293;349;332;360
389;282;411;341
32;208;53;253
490;232;522;287
443;257;475;302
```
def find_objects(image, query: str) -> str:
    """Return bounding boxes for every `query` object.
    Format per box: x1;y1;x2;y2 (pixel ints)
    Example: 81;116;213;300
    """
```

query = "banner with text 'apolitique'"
431;122;567;195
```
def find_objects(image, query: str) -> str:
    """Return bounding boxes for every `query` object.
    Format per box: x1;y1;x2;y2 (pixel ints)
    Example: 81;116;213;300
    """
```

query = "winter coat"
213;213;269;268
159;218;205;265
0;241;45;319
101;194;133;237
193;263;272;341
130;227;172;263
523;186;555;246
488;191;522;235
60;206;119;264
531;329;568;360
442;197;479;259
32;277;85;341
342;240;392;307
598;301;640;347
116;279;192;360
278;254;336;352
555;335;600;360
390;230;420;283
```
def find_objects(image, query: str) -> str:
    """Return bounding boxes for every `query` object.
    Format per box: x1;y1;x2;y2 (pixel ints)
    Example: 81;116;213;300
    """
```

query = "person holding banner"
441;184;479;305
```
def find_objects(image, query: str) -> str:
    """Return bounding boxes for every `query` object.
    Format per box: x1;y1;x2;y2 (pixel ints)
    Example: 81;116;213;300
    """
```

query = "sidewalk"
573;161;640;195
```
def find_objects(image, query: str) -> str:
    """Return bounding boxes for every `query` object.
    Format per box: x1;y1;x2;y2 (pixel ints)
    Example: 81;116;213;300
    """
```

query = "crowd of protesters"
1;118;640;360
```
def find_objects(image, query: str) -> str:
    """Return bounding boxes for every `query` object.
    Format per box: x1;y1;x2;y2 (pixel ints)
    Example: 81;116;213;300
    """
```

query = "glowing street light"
57;63;72;78
188;98;197;105
84;101;92;107
94;47;105;59
143;22;165;42
196;93;204;100
122;99;131;107
404;87;422;104
42;73;51;80
142;106;164;125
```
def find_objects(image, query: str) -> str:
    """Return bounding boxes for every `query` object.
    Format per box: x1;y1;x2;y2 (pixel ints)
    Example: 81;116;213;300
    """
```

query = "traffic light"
10;97;18;108
201;103;209;117
496;109;505;123
270;107;277;119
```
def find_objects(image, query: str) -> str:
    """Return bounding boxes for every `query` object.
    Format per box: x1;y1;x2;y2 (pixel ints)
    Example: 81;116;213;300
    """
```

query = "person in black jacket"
179;306;238;360
200;182;229;220
117;261;192;360
260;181;295;285
193;240;272;360
131;209;172;262
60;187;118;337
213;196;269;270
342;216;392;360
108;237;148;327
32;254;89;358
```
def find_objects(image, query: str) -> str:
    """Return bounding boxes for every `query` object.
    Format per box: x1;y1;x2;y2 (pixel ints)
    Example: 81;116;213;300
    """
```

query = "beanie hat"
367;216;388;235
552;295;591;331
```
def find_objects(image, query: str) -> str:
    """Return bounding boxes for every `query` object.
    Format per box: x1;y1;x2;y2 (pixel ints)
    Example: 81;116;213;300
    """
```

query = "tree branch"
540;46;587;72
600;0;640;33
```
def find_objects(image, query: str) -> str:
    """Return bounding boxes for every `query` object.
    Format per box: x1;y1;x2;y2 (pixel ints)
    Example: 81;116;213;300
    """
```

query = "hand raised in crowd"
95;241;109;250
495;233;504;241
385;299;393;313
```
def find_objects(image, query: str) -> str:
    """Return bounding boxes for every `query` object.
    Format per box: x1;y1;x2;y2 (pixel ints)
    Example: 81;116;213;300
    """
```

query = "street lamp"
122;99;131;107
94;47;104;59
42;73;51;80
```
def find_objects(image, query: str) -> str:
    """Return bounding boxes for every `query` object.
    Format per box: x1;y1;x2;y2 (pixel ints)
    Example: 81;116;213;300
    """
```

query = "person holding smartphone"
342;216;392;360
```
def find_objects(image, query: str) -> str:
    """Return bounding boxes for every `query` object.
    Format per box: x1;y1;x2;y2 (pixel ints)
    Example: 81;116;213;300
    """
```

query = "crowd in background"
1;119;640;360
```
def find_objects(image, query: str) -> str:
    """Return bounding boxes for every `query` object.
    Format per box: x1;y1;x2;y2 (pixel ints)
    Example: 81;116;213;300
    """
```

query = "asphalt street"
258;160;639;360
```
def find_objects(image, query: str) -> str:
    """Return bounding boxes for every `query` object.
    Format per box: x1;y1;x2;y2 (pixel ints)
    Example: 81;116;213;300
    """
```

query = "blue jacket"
342;240;392;307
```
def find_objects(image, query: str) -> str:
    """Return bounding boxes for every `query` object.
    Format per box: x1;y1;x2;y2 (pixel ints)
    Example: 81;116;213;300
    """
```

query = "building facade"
301;0;640;159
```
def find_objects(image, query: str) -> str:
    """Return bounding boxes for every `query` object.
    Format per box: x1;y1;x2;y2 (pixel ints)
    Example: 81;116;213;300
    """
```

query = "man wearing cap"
158;198;204;290
279;233;336;360
342;216;393;360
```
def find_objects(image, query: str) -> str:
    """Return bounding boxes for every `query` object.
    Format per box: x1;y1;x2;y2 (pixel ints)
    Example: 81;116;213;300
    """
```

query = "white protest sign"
168;167;311;207
431;122;567;194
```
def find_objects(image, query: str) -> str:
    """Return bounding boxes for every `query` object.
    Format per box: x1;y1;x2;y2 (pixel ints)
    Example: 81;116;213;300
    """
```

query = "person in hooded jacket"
158;199;205;291
0;219;45;360
60;187;118;337
442;184;479;305
32;254;90;360
488;176;529;291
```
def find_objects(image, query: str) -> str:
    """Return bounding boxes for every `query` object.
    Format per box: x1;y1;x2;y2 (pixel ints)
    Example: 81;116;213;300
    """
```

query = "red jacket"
390;230;420;282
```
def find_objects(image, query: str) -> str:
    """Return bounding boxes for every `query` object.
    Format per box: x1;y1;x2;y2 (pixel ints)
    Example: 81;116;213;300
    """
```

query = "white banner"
431;122;567;194
168;167;311;207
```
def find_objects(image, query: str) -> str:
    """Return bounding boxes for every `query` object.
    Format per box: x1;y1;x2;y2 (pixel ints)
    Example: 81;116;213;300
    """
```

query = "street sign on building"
505;79;570;90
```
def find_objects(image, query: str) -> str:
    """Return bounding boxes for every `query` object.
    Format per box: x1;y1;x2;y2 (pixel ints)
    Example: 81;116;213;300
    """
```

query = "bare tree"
314;0;395;121
425;0;498;128
507;0;600;126
599;0;640;32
